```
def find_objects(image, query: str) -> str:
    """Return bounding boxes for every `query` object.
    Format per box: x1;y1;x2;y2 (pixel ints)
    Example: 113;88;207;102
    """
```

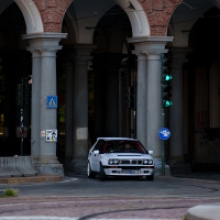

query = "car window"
93;140;105;153
103;141;146;153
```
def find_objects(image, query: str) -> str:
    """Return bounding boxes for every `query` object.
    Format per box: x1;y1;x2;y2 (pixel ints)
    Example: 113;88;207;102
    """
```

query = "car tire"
99;163;107;181
87;162;96;178
146;174;154;181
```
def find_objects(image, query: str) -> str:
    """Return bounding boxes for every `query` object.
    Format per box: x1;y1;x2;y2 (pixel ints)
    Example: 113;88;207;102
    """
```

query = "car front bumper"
103;167;154;176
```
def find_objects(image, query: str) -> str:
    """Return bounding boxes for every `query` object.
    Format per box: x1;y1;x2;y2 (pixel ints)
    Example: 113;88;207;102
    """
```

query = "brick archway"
26;0;180;35
32;0;73;32
138;0;181;36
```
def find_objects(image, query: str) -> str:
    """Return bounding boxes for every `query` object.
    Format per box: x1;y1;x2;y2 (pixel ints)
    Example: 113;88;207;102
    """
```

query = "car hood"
104;153;153;160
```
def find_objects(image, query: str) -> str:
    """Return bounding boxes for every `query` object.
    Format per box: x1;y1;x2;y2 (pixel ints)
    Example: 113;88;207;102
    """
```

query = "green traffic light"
164;100;173;107
164;75;173;81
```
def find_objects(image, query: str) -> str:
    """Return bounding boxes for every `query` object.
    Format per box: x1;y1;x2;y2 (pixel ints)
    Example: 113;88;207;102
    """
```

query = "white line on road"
0;216;179;220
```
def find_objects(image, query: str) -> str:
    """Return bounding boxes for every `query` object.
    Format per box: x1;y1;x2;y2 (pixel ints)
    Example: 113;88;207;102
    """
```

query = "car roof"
96;137;139;142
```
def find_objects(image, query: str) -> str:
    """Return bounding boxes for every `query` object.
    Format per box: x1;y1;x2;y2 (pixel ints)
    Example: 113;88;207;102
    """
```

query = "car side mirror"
148;150;153;155
94;150;99;154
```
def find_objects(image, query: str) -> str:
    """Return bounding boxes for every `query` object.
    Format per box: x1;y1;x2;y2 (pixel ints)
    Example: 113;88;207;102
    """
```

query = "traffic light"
162;53;172;82
161;53;173;108
125;86;135;110
163;85;172;107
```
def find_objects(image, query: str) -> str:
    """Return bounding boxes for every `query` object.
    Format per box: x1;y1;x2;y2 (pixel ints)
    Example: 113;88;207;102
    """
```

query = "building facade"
0;0;220;176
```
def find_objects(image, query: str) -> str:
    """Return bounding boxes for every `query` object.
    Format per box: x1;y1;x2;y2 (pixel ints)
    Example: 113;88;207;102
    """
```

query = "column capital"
127;36;174;55
74;44;97;66
22;33;67;53
170;47;192;67
136;53;147;60
74;44;97;56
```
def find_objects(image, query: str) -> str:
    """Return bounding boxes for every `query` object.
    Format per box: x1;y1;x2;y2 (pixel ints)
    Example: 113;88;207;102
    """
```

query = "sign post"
158;127;171;175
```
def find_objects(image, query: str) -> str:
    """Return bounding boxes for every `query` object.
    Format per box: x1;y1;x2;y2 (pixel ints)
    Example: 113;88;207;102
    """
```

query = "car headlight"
143;159;153;165
108;159;119;165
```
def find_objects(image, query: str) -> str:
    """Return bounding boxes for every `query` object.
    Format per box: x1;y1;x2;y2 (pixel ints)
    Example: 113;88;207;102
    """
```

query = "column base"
35;164;64;177
33;156;64;177
154;158;170;176
63;158;87;176
169;156;185;165
169;156;192;176
63;156;73;164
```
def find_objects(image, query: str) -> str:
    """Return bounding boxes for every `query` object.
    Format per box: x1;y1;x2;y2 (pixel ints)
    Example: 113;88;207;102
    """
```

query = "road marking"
0;217;178;220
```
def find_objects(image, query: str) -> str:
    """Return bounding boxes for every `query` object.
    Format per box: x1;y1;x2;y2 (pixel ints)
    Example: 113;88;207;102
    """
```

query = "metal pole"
161;54;165;175
133;81;137;138
20;78;24;156
133;110;136;138
162;107;165;175
118;70;123;136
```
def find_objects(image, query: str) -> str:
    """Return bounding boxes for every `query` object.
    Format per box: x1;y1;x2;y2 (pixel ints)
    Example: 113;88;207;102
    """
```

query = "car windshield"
101;140;147;154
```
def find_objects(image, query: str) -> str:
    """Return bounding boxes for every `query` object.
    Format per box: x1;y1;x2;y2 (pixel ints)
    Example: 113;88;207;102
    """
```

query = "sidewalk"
0;175;62;185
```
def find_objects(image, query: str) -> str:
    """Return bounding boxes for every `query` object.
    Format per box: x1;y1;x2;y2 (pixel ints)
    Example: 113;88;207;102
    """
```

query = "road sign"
158;127;171;140
47;96;58;109
46;130;57;142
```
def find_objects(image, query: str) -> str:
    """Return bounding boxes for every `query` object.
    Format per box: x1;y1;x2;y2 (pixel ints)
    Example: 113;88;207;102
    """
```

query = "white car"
87;137;154;180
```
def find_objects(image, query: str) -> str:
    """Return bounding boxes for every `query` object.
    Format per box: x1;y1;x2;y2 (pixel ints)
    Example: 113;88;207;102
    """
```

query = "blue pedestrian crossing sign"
158;127;171;140
47;96;58;109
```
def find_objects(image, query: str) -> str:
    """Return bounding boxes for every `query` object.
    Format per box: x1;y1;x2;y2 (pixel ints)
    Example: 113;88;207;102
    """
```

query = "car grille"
120;160;142;164
120;160;130;164
132;160;142;164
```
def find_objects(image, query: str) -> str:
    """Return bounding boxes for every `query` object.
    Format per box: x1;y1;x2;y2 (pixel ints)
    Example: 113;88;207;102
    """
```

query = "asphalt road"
0;175;220;220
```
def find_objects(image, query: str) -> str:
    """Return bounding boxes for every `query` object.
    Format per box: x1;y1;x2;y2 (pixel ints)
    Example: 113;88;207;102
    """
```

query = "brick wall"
33;0;73;32
138;0;181;36
32;0;180;36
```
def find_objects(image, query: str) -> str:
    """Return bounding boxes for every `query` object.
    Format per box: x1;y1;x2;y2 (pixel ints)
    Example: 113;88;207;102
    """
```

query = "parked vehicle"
87;137;154;180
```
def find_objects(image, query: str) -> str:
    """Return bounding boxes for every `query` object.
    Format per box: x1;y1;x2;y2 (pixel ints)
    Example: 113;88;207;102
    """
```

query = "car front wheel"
87;162;96;178
99;163;106;180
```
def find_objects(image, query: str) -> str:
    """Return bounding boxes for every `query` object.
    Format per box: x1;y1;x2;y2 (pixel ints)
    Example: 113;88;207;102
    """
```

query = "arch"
210;0;220;9
0;1;13;15
115;0;181;37
169;1;214;47
63;11;79;43
14;0;44;33
32;0;73;33
138;0;181;36
115;0;150;36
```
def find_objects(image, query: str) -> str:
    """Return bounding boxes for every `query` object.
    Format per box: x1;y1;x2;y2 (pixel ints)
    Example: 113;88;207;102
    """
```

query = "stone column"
169;47;191;164
64;53;75;163
118;63;130;137
72;44;96;174
29;50;41;156
136;54;147;145
118;68;124;137
128;36;173;175
22;33;67;176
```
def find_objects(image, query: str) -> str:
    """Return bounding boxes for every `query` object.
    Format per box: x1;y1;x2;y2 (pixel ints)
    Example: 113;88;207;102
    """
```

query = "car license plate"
121;170;140;174
131;170;140;174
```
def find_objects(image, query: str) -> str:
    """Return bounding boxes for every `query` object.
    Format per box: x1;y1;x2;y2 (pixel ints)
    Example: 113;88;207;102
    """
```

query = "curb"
187;203;220;220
